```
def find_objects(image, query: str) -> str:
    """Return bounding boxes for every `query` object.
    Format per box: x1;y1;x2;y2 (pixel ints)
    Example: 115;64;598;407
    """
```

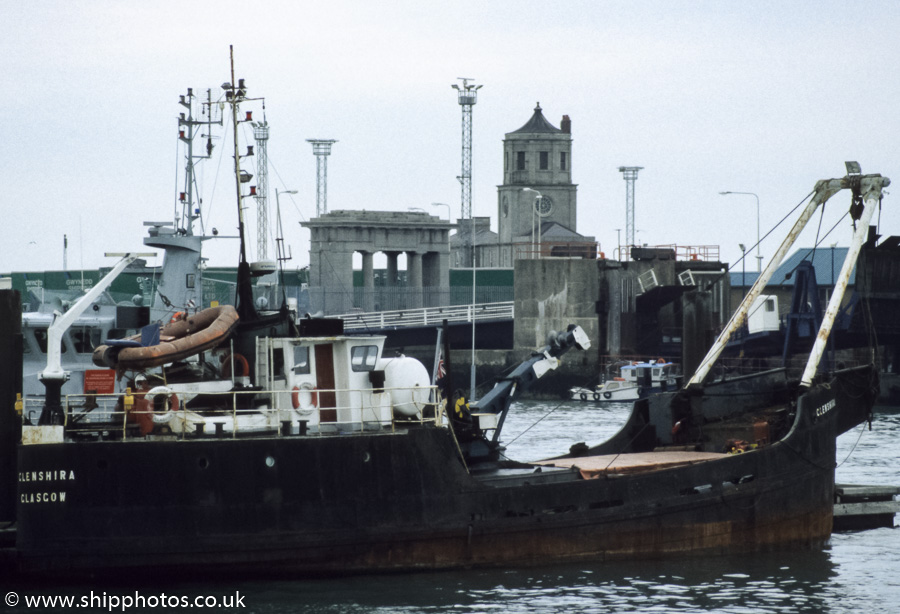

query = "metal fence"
336;301;515;331
308;285;514;315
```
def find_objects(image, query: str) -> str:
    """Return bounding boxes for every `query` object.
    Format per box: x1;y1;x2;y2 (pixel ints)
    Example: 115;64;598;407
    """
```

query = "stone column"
408;251;423;309
314;249;353;315
385;252;399;287
422;252;446;307
361;251;375;312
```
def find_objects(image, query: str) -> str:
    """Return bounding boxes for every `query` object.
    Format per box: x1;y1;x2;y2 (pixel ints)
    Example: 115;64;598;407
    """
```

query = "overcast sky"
4;1;899;276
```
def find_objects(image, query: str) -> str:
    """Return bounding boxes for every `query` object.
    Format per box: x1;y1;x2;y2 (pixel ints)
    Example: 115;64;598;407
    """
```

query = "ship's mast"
144;88;223;321
177;87;220;236
224;45;263;321
229;48;248;265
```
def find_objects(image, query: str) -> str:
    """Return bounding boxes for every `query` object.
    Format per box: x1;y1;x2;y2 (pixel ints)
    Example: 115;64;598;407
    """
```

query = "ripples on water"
270;404;898;614
17;405;899;613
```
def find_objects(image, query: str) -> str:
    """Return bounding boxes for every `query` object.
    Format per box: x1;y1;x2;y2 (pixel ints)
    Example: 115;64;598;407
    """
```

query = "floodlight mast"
453;78;482;228
618;166;643;258
452;77;482;401
307;140;338;217
252;119;270;259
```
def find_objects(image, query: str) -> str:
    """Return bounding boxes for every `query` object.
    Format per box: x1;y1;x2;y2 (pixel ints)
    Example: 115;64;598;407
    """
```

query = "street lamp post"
522;188;542;259
275;189;298;260
720;191;762;272
739;243;746;300
275;189;298;301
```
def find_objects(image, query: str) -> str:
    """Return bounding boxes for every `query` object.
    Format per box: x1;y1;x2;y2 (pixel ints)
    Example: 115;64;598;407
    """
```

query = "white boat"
569;359;679;402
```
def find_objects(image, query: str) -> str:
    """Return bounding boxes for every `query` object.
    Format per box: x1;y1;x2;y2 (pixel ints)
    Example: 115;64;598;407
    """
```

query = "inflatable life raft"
92;305;240;370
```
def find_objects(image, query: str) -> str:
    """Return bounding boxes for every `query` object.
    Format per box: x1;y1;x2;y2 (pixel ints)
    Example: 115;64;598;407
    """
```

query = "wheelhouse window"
33;329;62;354
292;346;310;374
272;348;286;380
71;327;101;354
351;345;379;372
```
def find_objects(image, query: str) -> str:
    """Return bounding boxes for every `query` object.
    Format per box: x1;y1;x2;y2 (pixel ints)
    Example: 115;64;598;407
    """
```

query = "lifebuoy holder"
146;386;180;424
221;352;250;379
292;383;318;413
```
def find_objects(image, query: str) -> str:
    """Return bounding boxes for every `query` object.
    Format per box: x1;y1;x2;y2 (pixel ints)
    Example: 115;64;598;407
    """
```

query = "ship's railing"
336;301;514;331
19;385;446;442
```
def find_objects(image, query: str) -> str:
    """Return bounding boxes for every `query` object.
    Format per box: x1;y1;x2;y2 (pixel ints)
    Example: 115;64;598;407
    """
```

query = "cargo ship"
7;54;886;576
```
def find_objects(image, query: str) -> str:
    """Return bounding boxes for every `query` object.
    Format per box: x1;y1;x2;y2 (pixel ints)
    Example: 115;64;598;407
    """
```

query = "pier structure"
302;210;453;315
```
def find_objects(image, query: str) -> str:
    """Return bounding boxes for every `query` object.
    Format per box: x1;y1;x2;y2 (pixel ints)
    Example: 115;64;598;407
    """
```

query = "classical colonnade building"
301;210;453;315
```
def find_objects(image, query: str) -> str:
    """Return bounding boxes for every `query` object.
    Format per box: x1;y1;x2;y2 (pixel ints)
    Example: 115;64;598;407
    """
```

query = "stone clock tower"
497;104;578;256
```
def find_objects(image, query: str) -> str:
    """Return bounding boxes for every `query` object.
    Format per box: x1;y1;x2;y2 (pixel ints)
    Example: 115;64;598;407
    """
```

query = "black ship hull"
14;366;875;576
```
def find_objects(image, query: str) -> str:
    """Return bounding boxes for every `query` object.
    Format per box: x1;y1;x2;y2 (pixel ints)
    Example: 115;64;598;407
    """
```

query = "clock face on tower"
536;195;553;217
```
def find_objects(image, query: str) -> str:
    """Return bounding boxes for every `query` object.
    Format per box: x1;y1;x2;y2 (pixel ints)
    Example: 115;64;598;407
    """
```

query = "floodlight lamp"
845;161;861;175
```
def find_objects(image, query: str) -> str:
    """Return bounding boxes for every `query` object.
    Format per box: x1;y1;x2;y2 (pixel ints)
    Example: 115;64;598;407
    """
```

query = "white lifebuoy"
146;386;180;424
292;382;318;413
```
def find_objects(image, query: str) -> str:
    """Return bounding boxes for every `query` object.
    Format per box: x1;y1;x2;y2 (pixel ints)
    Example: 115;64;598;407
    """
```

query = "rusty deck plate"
534;451;727;478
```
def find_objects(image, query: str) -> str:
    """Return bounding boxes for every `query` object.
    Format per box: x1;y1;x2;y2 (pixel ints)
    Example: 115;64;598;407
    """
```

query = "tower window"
516;151;526;170
560;152;567;171
539;151;549;170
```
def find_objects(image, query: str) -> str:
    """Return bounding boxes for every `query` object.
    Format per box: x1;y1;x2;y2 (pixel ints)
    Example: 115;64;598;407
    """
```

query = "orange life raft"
93;305;240;370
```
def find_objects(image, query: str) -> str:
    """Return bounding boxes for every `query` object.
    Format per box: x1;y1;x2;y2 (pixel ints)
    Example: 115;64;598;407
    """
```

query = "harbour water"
7;402;899;613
